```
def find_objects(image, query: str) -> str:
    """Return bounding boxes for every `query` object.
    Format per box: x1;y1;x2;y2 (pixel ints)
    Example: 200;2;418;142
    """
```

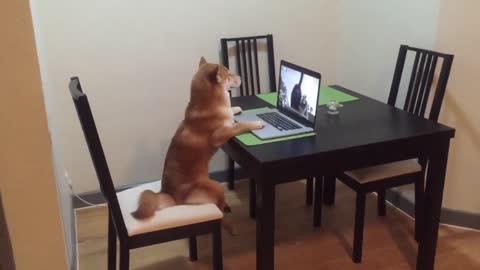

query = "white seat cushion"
117;180;223;236
344;159;422;183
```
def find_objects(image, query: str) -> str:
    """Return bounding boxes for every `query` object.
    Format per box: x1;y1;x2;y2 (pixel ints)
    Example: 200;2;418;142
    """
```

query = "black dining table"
222;85;455;270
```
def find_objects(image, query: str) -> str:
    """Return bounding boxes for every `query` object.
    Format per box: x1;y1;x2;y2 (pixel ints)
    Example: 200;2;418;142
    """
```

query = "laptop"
234;60;321;140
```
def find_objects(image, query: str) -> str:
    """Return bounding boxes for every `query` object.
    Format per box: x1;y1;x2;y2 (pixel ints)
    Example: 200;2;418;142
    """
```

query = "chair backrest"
221;34;276;96
388;45;454;122
68;77;128;237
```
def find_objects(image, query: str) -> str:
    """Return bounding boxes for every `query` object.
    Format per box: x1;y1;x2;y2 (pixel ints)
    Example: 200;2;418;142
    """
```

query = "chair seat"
117;180;223;236
344;159;422;183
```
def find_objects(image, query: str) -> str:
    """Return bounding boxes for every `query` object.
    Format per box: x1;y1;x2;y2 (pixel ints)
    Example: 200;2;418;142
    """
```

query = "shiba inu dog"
132;57;264;235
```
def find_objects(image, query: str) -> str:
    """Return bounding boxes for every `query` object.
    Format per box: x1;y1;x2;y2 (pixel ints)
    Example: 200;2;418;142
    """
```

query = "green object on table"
256;92;278;106
234;108;316;146
257;86;359;106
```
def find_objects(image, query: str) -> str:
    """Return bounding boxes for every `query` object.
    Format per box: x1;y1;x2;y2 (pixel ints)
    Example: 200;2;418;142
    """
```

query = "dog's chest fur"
161;91;233;201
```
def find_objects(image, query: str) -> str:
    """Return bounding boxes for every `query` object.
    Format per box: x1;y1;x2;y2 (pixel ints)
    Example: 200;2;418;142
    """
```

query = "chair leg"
119;241;129;270
377;189;387;217
108;213;117;270
249;178;256;219
415;174;425;242
353;193;366;263
227;158;235;190
212;223;223;270
323;175;336;205
306;178;314;206
313;177;323;227
189;236;198;261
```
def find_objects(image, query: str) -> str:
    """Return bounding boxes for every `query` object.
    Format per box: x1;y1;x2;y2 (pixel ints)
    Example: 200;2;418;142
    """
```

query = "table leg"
416;139;450;270
313;176;323;227
256;180;275;270
306;178;314;206
249;178;256;219
323;175;336;205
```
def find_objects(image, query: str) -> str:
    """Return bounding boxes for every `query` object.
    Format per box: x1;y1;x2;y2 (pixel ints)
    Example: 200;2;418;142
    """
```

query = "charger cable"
65;172;97;207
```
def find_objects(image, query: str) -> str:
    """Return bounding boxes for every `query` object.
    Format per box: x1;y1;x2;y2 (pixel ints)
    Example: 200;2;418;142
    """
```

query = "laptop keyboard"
256;112;302;131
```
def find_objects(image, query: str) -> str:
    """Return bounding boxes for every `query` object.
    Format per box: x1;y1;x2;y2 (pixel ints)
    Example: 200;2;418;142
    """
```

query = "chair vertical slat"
241;40;250;95
220;39;229;69
388;45;408;106
390;45;453;122
414;54;433;116
221;39;231;97
419;56;438;117
253;39;261;94
403;52;421;111
407;52;426;113
235;40;244;96
429;55;454;122
247;39;256;95
266;35;277;91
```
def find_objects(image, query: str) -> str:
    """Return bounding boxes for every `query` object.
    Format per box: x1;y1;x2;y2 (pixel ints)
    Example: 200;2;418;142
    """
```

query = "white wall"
32;0;339;193
335;0;440;103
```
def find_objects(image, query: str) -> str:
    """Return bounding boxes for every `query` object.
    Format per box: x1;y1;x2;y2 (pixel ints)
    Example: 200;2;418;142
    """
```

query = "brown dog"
132;57;263;235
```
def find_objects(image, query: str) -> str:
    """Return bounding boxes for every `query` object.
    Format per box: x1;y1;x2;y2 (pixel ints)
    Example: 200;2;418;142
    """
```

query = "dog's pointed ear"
207;65;222;83
215;66;225;84
199;57;207;67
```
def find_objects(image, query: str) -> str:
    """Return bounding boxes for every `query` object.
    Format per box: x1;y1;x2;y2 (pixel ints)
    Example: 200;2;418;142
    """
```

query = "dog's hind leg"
156;192;176;210
183;180;225;209
183;187;214;205
183;180;236;235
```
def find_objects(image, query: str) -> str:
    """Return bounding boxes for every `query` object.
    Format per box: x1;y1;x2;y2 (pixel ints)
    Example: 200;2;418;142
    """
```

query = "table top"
229;85;455;165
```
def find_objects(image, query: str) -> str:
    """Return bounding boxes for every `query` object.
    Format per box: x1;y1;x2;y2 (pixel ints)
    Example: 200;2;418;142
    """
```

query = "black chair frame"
313;44;454;263
69;77;223;270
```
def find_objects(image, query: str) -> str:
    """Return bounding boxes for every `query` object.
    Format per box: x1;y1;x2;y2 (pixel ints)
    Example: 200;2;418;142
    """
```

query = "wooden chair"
313;45;454;263
220;34;278;217
69;77;224;270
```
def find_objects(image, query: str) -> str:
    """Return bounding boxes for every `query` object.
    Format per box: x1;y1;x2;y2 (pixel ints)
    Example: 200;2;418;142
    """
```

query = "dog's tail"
131;190;159;220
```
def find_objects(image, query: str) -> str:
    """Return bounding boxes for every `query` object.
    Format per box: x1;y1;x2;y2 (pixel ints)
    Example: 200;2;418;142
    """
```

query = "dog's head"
191;57;241;100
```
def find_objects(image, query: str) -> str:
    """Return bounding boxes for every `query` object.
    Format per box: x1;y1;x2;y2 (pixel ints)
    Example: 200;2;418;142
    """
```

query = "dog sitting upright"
132;57;264;235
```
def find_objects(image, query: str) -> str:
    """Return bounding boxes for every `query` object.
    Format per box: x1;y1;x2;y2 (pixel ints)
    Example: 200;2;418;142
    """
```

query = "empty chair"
313;45;454;263
69;77;224;270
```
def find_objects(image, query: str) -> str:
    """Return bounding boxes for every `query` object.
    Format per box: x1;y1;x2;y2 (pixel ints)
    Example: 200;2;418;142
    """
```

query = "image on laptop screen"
278;63;320;123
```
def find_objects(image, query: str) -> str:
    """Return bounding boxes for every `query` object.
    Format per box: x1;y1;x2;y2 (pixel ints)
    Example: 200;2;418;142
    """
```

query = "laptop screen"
278;61;321;126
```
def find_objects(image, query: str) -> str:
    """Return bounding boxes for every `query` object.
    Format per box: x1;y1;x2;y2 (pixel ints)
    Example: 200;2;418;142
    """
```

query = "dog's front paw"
252;120;265;130
232;106;242;115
